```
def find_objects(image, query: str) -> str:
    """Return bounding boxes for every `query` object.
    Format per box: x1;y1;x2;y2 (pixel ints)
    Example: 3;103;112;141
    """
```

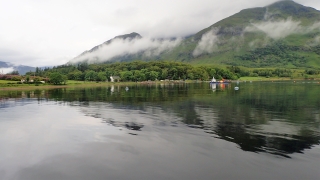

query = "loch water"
0;81;319;180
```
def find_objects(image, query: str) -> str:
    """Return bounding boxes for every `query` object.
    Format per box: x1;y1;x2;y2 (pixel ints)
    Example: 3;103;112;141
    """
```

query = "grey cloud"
245;18;303;40
309;22;320;31
314;36;320;44
192;18;320;56
115;0;277;38
71;37;182;64
245;18;320;40
0;0;320;66
306;35;320;47
192;28;220;57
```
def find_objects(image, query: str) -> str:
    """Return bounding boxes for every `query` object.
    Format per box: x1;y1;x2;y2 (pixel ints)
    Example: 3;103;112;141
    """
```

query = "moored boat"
210;76;229;84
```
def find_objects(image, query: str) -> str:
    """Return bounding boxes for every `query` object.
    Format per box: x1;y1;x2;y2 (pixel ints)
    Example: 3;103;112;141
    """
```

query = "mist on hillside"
192;17;320;56
245;18;302;39
306;35;320;46
70;37;182;64
192;28;220;57
245;18;320;40
313;35;320;44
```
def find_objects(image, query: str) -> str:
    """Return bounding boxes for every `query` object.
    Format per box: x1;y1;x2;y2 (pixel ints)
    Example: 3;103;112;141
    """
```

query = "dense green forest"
26;61;239;82
20;61;306;83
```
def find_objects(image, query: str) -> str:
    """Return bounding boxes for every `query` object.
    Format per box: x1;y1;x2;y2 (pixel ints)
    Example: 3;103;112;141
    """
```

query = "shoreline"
1;78;319;91
0;82;138;91
0;81;184;91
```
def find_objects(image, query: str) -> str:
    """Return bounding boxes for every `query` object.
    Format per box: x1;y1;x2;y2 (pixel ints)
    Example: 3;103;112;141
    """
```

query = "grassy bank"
0;80;163;91
237;77;293;81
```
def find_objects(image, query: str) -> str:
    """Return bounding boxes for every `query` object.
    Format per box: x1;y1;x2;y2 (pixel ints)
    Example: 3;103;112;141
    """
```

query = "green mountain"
70;0;320;69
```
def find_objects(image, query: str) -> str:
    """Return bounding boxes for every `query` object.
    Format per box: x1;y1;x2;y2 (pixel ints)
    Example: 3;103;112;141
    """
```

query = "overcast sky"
0;0;319;67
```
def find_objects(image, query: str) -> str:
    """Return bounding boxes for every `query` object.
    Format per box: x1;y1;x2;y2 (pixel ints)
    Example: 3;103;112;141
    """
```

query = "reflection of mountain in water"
2;82;319;158
213;121;319;158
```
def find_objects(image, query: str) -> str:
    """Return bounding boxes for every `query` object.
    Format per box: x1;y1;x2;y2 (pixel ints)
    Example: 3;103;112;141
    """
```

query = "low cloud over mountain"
69;1;320;68
70;34;182;64
193;28;220;57
245;18;320;40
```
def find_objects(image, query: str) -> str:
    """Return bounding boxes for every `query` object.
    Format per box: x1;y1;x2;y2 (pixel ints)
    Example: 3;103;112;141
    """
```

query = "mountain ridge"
69;1;320;69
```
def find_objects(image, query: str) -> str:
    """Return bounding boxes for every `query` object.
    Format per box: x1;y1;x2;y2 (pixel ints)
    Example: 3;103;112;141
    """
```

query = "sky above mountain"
1;0;320;67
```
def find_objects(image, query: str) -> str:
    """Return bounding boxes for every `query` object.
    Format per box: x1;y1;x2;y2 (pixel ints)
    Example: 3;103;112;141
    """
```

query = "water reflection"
0;82;319;159
124;122;143;131
1;82;320;179
210;83;216;91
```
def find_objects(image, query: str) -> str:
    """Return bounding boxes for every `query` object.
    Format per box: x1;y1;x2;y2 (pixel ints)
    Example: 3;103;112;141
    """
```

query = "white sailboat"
210;76;216;83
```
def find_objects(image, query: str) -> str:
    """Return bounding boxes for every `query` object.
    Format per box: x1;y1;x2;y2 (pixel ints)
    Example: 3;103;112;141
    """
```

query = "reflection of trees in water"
163;83;320;158
2;82;319;157
199;83;320;158
53;83;320;157
177;101;203;126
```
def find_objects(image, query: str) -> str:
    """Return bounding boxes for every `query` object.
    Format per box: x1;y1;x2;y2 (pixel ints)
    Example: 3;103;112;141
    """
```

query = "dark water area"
0;81;319;180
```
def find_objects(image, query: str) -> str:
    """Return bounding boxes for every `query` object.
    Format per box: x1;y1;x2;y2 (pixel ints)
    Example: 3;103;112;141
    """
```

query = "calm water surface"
0;82;319;180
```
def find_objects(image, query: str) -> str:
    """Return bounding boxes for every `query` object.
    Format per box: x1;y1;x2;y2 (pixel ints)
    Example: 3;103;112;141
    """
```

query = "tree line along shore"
1;61;320;88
